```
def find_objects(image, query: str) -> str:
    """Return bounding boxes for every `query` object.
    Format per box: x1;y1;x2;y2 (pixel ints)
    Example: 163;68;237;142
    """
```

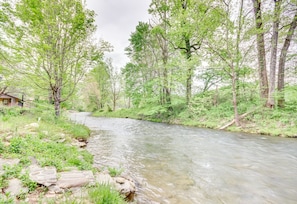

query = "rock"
95;173;115;185
56;170;94;189
4;178;29;196
115;177;126;184
70;187;88;198
0;158;20;175
5;135;13;142
57;138;66;143
26;123;39;129
71;140;87;148
114;176;136;201
48;185;64;194
29;165;57;187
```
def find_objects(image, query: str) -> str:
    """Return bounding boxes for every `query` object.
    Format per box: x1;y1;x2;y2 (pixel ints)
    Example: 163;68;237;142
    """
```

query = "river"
70;112;297;204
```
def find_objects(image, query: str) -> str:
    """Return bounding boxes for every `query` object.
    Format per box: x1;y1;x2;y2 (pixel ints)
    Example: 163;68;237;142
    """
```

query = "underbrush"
0;102;96;202
93;85;297;137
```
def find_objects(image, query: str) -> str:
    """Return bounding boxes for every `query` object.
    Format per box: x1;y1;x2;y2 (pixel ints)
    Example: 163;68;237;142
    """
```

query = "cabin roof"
0;93;22;100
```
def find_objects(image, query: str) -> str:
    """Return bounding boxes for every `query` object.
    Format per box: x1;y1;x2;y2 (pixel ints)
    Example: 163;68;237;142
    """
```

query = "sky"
85;0;151;69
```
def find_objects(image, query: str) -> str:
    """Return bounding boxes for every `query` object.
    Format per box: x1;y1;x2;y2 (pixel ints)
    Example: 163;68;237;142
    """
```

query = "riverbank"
0;106;129;203
93;105;297;138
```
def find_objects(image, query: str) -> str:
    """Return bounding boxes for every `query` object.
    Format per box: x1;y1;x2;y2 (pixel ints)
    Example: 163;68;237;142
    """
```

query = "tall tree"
149;0;172;106
125;22;159;106
83;61;110;111
277;9;297;107
251;0;269;100
207;0;254;127
267;0;282;108
9;0;97;116
169;0;221;104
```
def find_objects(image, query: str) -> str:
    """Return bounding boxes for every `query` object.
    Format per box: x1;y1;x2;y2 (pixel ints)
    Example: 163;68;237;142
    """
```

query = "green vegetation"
0;103;127;203
94;85;297;138
88;185;126;204
108;167;123;177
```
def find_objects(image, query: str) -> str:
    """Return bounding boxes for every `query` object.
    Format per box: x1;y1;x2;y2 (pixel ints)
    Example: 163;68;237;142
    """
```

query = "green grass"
108;167;123;177
92;86;297;138
88;185;127;204
0;102;130;203
0;103;96;202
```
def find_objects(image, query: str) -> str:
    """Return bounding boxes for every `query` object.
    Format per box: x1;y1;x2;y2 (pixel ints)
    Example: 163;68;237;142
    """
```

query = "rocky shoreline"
0;122;136;203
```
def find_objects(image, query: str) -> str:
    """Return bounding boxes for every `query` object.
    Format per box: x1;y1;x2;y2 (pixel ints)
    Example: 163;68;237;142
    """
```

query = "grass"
92;86;297;138
88;184;126;204
108;167;123;177
0;103;128;203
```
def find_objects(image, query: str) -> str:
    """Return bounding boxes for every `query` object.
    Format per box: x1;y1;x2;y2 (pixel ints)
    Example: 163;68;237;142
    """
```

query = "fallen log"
219;107;261;130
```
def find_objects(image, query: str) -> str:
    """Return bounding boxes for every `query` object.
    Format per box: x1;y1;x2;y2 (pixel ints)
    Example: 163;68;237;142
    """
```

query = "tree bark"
185;37;192;104
231;64;240;126
267;0;281;108
252;0;269;100
277;11;297;107
53;87;61;117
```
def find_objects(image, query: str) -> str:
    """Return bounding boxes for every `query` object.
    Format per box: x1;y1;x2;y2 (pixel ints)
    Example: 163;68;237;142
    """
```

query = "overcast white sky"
85;0;151;69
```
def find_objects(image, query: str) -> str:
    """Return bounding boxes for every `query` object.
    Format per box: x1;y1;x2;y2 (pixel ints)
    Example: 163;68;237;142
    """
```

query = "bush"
108;167;123;177
88;185;126;204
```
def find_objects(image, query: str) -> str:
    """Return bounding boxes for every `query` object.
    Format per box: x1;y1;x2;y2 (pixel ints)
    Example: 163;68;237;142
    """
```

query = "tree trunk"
231;64;240;126
252;0;269;100
161;0;171;106
53;87;61;117
277;11;297;107
185;37;192;105
267;0;281;108
181;0;193;105
162;57;171;106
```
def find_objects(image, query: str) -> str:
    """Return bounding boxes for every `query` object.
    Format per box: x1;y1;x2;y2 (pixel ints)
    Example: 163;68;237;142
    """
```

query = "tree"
277;9;297;107
149;0;172;106
169;0;221;104
206;0;255;127
251;0;269;100
83;61;110;111
7;0;97;116
267;0;282;108
125;22;159;106
106;59;121;111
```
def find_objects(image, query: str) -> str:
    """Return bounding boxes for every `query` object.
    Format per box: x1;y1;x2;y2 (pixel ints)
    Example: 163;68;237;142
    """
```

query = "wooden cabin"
0;93;23;107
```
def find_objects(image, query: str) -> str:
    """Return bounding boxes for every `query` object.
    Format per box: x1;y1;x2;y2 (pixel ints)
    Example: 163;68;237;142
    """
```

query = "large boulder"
29;165;57;187
56;170;95;189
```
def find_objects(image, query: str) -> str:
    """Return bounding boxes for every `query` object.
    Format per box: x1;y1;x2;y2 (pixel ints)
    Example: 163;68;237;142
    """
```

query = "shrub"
108;167;123;177
88;185;126;204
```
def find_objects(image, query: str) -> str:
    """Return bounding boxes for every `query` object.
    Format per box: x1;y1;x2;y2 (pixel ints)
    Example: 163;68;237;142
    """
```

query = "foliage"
1;0;101;116
0;194;14;204
88;184;127;204
108;167;123;177
95;84;297;137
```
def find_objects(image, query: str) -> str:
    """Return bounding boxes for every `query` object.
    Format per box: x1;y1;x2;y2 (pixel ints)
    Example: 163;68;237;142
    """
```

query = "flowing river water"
70;112;297;204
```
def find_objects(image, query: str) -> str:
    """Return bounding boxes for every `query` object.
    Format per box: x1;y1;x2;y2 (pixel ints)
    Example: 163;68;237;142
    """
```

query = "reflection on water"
70;112;297;204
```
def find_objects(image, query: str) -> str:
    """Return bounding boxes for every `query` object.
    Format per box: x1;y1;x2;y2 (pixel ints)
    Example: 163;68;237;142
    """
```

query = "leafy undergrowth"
93;92;297;137
0;104;128;203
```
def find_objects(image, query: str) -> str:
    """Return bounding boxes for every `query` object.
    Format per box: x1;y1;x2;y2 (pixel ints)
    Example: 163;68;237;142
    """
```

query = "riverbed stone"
95;172;115;185
56;170;95;189
4;178;29;196
0;158;20;175
29;164;57;187
71;139;87;148
114;176;136;201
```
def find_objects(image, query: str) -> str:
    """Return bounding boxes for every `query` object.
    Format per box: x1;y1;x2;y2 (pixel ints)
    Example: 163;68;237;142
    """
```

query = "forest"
1;0;297;137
